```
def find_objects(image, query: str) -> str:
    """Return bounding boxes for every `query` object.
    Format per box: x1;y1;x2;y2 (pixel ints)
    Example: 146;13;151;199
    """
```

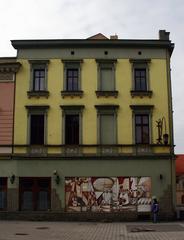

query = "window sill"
130;90;152;98
61;91;83;98
96;91;118;98
27;91;49;98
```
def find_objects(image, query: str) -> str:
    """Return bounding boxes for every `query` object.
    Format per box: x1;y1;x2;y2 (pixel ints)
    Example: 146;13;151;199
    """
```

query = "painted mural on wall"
65;177;151;212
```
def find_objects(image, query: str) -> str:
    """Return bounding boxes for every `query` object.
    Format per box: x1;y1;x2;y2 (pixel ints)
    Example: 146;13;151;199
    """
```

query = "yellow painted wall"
14;58;169;151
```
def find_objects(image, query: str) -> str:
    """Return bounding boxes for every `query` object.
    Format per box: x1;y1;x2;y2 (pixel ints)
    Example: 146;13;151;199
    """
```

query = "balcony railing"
0;144;172;158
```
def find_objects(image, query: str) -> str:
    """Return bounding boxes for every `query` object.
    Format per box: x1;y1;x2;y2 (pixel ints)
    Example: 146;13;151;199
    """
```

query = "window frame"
95;105;119;145
25;105;49;146
130;105;154;145
129;59;152;97
95;59;118;97
60;105;84;145
28;60;50;97
19;177;51;211
135;114;150;144
61;60;83;97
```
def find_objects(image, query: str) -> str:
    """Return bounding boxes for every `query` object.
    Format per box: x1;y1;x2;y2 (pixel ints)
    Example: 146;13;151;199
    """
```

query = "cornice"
11;39;174;55
0;62;21;73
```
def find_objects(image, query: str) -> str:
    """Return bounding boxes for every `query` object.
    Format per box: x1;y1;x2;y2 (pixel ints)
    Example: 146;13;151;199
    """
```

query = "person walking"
151;197;159;223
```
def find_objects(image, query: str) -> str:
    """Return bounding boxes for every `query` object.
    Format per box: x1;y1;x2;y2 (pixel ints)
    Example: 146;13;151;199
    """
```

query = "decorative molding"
27;91;50;98
129;59;151;63
95;91;118;98
25;105;50;110
130;105;154;111
130;90;153;98
61;91;83;98
60;105;85;111
0;62;21;73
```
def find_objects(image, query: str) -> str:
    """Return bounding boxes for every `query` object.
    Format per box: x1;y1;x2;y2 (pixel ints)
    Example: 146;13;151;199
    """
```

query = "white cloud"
0;0;183;153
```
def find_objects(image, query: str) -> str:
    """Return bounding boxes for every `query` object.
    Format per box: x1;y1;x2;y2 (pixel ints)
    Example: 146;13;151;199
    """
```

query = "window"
95;105;119;144
28;60;49;97
33;69;45;91
0;178;7;210
135;114;149;144
60;105;84;145
96;59;118;97
19;177;51;211
61;60;83;97
25;105;49;146
65;114;79;144
130;105;154;145
30;114;44;145
66;69;78;91
130;59;152;97
134;69;147;91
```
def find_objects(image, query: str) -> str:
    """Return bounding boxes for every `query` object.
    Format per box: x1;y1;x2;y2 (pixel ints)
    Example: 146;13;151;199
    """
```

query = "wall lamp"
156;117;169;145
53;170;60;185
10;173;15;184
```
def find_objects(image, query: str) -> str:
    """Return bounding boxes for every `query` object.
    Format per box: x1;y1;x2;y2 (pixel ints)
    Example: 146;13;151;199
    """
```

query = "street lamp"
156;117;169;145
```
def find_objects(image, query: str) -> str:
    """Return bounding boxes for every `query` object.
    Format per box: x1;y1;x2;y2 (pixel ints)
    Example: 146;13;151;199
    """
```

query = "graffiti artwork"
65;177;151;212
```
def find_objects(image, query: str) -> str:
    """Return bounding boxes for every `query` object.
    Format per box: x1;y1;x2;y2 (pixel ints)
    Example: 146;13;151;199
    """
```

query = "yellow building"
0;30;175;220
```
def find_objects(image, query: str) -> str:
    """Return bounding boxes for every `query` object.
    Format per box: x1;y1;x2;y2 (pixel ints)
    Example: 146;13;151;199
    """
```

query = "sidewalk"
0;221;184;240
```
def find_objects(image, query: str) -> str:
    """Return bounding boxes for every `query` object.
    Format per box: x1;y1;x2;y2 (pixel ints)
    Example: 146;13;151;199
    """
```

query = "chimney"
110;34;118;40
159;30;170;40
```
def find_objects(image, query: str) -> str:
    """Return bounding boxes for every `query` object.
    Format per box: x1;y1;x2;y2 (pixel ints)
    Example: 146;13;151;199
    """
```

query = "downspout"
12;71;16;155
166;45;176;211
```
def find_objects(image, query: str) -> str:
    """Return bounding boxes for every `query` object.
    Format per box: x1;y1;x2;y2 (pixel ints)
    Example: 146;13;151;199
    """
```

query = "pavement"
0;221;184;240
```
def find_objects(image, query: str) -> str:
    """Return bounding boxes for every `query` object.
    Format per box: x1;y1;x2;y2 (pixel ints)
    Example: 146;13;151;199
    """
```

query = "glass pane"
142;126;149;143
34;78;40;91
140;77;147;90
140;70;146;77
40;70;45;77
30;115;44;145
134;69;147;91
39;77;45;91
65;115;79;144
142;115;149;124
0;191;6;209
22;191;33;210
38;191;48;210
135;115;141;124
33;69;45;91
66;69;79;91
73;77;78;91
135;126;142;144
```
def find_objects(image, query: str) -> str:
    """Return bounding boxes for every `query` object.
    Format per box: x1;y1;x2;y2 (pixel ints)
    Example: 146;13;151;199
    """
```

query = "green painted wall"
0;158;172;208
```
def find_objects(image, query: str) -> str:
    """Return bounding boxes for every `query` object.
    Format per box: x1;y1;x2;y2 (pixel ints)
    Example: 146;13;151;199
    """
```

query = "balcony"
0;144;172;159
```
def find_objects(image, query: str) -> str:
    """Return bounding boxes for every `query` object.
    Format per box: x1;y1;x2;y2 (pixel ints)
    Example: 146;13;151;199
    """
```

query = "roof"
87;33;109;40
176;155;184;174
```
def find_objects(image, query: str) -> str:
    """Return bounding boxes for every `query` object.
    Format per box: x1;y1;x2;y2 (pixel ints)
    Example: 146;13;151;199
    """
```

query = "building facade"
0;58;21;211
0;30;175;220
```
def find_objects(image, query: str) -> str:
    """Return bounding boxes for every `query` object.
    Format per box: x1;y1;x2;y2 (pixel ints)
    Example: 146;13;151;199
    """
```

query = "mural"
65;177;151;212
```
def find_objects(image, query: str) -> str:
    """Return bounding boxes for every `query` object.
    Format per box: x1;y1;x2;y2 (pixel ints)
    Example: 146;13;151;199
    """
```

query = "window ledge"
131;90;153;98
61;91;83;98
27;91;49;98
96;91;118;98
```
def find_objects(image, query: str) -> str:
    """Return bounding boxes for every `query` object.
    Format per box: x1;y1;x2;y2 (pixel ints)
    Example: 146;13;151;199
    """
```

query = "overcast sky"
0;0;183;153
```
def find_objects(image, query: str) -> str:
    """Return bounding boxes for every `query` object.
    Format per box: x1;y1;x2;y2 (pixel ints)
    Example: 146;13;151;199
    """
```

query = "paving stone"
0;221;184;240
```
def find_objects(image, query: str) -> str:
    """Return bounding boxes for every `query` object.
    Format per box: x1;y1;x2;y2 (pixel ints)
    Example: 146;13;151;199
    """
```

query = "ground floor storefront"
0;157;175;220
